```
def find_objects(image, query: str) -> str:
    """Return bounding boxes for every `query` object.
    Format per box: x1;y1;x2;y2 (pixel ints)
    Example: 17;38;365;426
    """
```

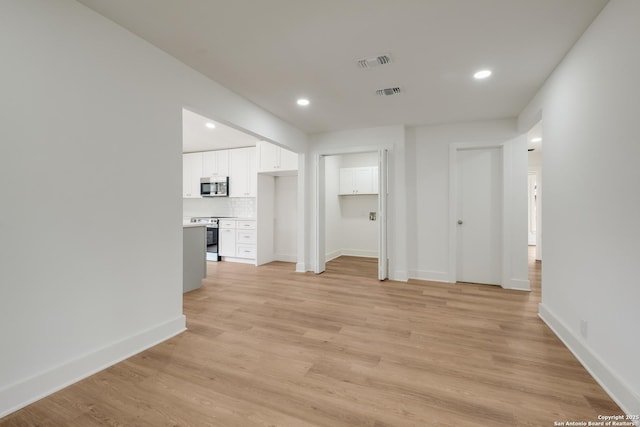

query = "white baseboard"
408;269;450;283
341;249;378;258
325;249;342;262
390;270;408;282
295;262;307;273
326;249;380;261
502;278;530;291
221;257;255;265
273;253;296;263
0;315;186;418
539;303;640;418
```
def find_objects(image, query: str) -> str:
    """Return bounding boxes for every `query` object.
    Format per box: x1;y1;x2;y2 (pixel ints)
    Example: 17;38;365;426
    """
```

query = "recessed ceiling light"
531;137;542;142
297;98;310;106
473;69;492;79
205;122;216;129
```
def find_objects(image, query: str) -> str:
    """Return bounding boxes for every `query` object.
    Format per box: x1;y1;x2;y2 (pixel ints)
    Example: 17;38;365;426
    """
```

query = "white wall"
518;0;640;415
274;176;297;262
307;125;407;280
0;0;306;417
324;156;342;258
324;152;379;260
406;119;528;287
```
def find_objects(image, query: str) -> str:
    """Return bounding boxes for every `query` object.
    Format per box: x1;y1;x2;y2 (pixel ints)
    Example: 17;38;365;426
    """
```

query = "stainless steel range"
190;217;223;261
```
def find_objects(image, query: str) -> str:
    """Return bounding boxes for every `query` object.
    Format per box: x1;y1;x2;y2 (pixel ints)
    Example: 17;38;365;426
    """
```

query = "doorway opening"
314;149;389;281
454;146;504;286
527;120;543;294
181;107;299;271
527;120;542;262
448;137;530;291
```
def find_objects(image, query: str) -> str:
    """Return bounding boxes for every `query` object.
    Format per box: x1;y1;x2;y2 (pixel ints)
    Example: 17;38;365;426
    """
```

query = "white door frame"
313;147;390;279
448;142;511;287
314;154;326;274
527;171;538;245
377;149;389;280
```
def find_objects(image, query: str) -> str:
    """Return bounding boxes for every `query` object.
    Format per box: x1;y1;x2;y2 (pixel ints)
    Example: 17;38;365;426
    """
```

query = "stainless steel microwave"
200;176;229;197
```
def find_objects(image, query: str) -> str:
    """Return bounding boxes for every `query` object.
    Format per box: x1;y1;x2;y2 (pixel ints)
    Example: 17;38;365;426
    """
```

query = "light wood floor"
1;249;621;426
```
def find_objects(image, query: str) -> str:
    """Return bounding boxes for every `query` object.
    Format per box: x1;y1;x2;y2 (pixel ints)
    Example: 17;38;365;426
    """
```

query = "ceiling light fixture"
531;137;542;142
297;98;310;106
205;122;216;129
473;69;492;79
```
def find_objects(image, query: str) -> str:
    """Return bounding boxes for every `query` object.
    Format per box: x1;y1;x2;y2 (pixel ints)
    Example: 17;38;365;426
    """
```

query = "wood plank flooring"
1;249;621;426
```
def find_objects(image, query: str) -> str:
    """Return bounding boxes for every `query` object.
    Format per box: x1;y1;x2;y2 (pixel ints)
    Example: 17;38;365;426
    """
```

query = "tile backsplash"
183;197;255;220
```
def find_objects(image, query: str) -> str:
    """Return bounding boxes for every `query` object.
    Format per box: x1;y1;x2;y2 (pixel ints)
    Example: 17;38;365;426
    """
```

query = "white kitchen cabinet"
218;226;236;257
229;147;257;197
183;152;203;198
339;166;379;195
202;149;229;177
236;244;257;259
218;219;256;262
257;141;297;173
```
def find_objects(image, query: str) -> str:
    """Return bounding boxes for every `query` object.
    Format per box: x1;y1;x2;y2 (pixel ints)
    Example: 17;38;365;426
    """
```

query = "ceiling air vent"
376;87;402;96
357;54;392;69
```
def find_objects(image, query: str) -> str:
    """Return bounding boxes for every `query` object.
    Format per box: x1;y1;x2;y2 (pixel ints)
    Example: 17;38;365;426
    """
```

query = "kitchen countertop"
183;222;207;228
221;217;256;221
182;218;256;227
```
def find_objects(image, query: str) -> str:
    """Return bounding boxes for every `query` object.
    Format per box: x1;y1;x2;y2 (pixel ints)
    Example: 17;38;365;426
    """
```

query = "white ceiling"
182;109;258;153
78;0;608;134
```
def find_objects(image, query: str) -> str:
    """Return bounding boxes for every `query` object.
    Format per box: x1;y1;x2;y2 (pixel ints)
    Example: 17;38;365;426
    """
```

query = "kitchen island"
183;223;206;293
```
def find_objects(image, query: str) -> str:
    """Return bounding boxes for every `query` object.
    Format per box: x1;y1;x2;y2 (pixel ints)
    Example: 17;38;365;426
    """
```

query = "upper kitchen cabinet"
339;166;378;195
229;146;257;197
257;141;298;175
202;149;229;177
183;152;203;198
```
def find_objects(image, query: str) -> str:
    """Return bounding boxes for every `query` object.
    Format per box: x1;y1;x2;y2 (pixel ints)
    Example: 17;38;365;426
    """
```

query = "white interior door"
456;147;502;285
315;155;326;274
378;149;388;280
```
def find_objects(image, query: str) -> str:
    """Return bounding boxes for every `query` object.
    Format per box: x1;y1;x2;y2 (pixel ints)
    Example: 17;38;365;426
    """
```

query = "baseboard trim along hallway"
0;315;186;418
539;303;640;418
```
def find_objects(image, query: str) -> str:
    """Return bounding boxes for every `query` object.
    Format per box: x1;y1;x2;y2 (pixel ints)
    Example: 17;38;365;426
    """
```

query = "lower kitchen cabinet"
218;226;236;257
219;219;256;263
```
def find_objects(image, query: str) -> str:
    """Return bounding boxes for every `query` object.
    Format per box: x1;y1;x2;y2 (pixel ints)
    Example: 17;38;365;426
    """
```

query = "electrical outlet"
580;319;588;339
369;212;376;221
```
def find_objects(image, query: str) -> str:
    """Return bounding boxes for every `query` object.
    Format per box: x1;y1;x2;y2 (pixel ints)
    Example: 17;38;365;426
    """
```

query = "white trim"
314;153;325;274
503;278;531;291
390;270;409;282
448;144;458;283
325;249;379;261
342;249;378;258
325;249;342;261
0;315;186;418
220;257;255;265
273;253;297;263
501;142;512;290
408;269;450;283
295;262;307;273
378;148;389;280
539;304;640;417
295;153;307;273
